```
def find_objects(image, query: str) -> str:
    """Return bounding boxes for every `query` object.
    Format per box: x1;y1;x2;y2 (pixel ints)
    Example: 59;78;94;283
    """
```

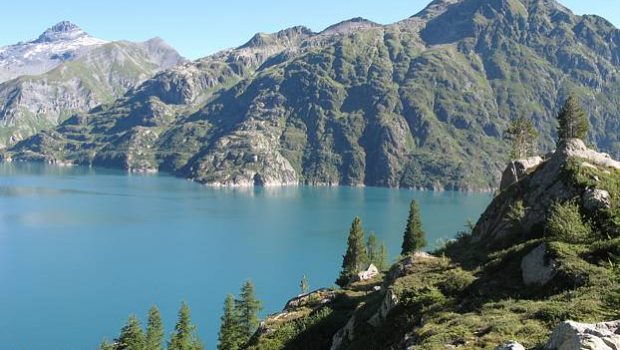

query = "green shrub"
546;201;592;244
438;268;477;297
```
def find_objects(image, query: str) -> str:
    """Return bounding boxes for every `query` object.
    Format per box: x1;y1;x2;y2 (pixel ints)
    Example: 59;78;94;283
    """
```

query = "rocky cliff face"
8;0;620;189
0;22;184;148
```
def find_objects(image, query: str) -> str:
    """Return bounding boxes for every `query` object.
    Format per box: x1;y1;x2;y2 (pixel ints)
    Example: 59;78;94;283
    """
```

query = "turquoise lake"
0;163;492;350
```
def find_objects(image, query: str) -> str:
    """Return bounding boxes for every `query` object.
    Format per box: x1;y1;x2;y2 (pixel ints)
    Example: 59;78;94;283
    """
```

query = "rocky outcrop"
500;156;544;191
283;289;336;311
583;189;612;211
355;264;379;282
521;243;556;286
330;313;356;350
473;139;619;248
495;341;526;350
546;320;620;350
368;289;399;328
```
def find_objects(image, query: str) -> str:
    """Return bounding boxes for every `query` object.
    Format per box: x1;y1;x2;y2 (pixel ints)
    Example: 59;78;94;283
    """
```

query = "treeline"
98;303;202;350
98;281;263;350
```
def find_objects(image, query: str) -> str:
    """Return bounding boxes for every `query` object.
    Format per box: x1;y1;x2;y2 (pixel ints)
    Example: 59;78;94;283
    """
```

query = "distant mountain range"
0;21;183;148
6;0;620;190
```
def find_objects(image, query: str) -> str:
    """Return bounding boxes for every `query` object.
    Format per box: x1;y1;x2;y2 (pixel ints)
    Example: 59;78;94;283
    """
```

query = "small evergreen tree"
116;315;145;350
98;339;116;350
300;274;310;295
401;200;427;255
145;306;164;350
557;94;589;143
168;303;203;350
218;294;243;350
377;242;389;271
235;281;263;340
336;217;368;287
504;116;539;159
367;232;380;267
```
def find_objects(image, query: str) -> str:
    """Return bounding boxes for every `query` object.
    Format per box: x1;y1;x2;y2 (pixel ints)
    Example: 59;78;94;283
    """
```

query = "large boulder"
355;264;379;282
582;189;612;211
500;156;544;191
495;341;526;350
521;243;557;286
546;320;620;350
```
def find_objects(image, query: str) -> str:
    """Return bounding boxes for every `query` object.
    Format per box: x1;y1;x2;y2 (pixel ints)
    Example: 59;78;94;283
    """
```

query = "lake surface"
0;163;491;350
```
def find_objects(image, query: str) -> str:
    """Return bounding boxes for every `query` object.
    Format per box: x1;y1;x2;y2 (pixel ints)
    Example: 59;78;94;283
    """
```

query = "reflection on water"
0;162;492;350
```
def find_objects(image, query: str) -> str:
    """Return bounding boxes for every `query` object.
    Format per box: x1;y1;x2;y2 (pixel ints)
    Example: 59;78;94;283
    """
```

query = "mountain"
0;22;184;148
0;21;108;83
7;0;620;190
244;138;620;349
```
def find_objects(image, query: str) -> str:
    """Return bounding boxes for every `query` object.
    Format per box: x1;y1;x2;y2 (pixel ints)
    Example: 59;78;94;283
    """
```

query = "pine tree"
336;217;368;287
377;242;389;271
168;303;203;350
116;315;145;350
145;306;164;350
235;281;263;340
504;116;539;159
218;294;244;350
300;274;310;295
557;94;589;143
98;339;116;350
401;200;427;255
367;232;380;267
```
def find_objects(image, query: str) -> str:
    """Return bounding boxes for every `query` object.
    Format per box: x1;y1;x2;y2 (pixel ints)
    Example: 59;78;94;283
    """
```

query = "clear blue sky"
1;0;618;60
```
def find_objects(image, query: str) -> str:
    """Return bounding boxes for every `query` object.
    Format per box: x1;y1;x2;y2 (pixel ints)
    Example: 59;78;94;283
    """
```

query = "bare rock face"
283;289;336;311
495;341;526;350
546;320;620;350
500;156;544;191
368;289;399;328
521;243;556;286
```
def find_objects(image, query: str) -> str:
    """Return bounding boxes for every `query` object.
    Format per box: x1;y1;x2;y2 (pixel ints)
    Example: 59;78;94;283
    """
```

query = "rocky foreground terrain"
6;0;620;190
244;139;620;349
0;21;183;148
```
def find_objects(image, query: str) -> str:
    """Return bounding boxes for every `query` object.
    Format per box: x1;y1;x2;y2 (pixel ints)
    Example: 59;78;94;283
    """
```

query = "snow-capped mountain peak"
34;21;89;43
0;21;108;83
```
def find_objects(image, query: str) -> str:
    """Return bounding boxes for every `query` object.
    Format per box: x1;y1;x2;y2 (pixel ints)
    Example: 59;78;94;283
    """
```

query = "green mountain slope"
0;38;183;148
243;139;620;349
8;0;620;190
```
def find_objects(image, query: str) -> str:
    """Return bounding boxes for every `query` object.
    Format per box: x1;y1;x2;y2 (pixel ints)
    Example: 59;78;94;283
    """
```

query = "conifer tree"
300;274;310;295
557;94;589;143
367;232;380;267
116;315;146;350
336;217;368;287
377;242;389;271
145;306;164;350
168;303;203;350
218;294;243;350
401;200;427;255
98;339;116;350
235;281;263;340
504;116;539;159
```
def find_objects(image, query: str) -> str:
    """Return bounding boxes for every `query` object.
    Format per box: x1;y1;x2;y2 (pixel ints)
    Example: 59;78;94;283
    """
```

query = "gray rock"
583;189;612;211
354;264;379;282
521;243;556;286
495;341;526;350
368;289;398;327
546;320;620;350
500;156;544;191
